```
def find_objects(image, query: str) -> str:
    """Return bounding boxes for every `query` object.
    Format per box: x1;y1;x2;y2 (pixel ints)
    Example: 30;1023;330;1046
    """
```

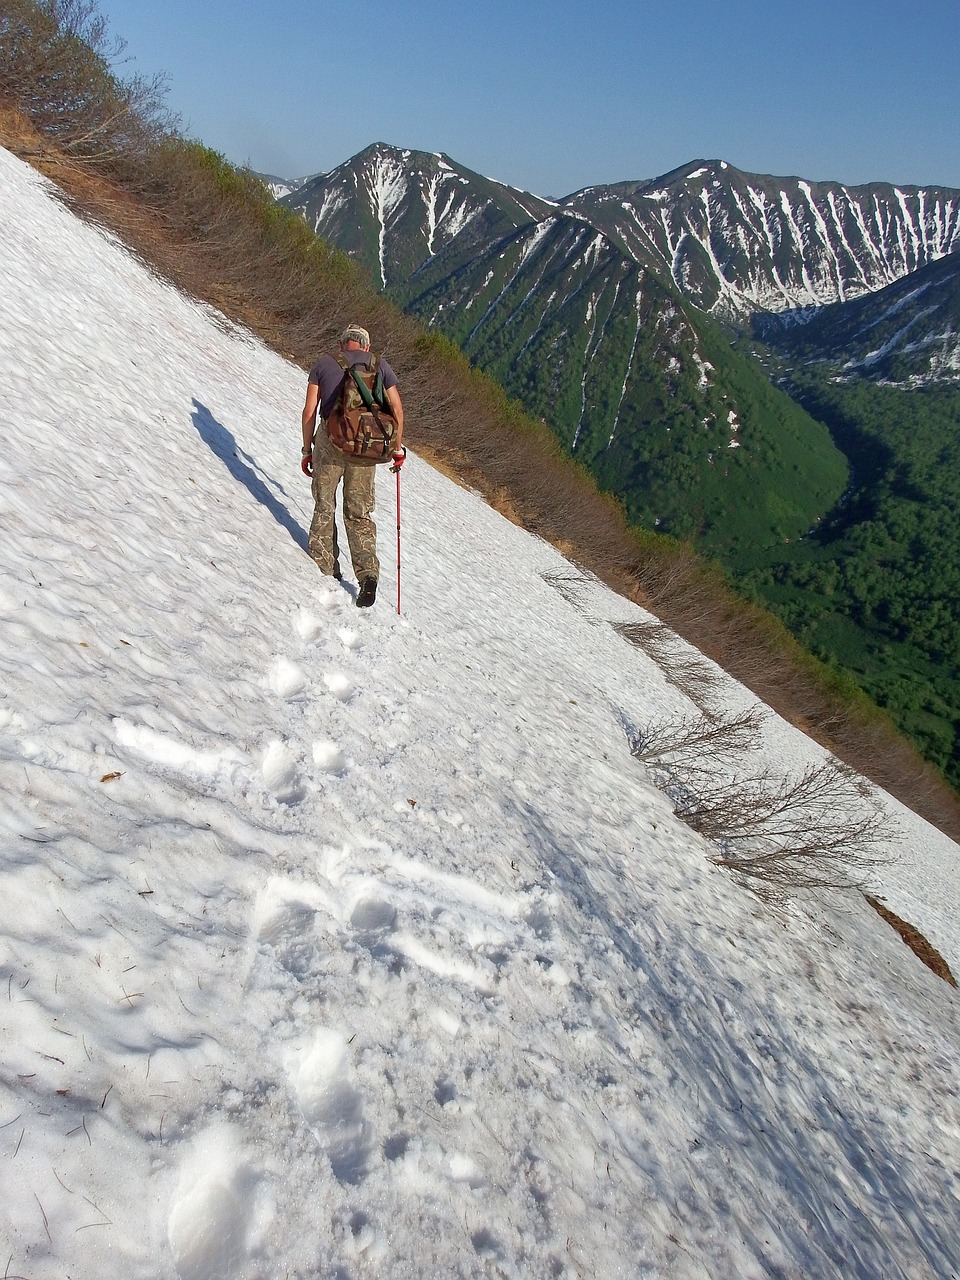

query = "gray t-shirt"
308;351;398;420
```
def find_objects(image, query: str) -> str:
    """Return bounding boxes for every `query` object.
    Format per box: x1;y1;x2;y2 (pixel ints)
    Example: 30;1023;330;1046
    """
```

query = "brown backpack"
325;354;398;462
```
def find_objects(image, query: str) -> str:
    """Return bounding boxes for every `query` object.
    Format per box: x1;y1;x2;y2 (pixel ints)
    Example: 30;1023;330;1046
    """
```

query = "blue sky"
102;0;960;194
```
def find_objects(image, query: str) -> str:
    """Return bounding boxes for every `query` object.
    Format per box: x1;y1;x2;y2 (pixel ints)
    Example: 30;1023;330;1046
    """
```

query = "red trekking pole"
391;448;405;614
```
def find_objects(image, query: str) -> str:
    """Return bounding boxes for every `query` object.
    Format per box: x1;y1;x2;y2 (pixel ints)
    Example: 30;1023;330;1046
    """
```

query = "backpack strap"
329;351;390;417
347;354;390;412
371;356;386;406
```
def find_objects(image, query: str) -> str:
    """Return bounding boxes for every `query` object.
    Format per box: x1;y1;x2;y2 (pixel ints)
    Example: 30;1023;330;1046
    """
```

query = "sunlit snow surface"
1;147;959;1280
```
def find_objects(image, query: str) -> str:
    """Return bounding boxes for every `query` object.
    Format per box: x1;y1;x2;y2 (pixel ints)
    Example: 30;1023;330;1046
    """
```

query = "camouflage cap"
340;324;370;348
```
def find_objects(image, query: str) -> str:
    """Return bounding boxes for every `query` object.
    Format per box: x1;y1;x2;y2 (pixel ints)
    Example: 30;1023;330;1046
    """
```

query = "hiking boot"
356;577;377;608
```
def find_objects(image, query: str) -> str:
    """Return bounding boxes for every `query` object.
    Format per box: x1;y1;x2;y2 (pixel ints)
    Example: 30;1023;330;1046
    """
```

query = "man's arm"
302;382;319;453
385;385;404;450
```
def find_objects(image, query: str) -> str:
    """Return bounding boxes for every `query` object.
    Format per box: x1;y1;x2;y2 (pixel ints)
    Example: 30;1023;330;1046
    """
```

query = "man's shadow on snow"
190;399;307;552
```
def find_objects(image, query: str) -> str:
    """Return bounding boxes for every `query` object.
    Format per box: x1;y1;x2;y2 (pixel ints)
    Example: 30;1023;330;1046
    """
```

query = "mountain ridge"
278;144;960;322
274;147;960;547
760;250;960;384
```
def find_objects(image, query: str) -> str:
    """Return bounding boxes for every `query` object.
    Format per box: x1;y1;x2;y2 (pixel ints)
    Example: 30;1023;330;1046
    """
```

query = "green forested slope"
579;319;849;557
404;224;848;554
737;379;960;785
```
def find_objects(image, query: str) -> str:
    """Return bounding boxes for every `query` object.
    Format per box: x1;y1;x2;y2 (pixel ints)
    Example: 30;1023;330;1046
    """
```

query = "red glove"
301;448;313;477
390;447;406;473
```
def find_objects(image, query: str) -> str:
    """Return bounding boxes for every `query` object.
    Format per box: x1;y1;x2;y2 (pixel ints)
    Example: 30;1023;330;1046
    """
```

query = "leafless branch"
670;760;893;889
614;620;721;705
629;705;765;767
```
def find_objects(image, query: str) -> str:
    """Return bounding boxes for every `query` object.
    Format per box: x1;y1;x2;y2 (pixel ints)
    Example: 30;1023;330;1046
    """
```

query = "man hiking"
301;324;405;608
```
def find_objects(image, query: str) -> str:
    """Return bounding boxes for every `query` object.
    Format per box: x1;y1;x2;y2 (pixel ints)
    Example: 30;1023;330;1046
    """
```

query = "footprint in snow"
470;1227;506;1264
267;656;308;699
349;895;397;935
253;877;333;983
261;901;322;982
313;739;347;775
261;739;305;804
337;626;360;651
294;609;325;644
323;672;353;702
286;1027;372;1185
316;587;343;613
346;892;403;969
167;1124;266;1280
525;903;554;941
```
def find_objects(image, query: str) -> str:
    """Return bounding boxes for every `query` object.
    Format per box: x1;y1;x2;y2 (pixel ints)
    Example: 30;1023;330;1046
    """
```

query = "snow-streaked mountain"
254;170;318;200
282;146;556;291
761;247;960;384
3;144;960;1280
567;160;960;320
285;145;960;323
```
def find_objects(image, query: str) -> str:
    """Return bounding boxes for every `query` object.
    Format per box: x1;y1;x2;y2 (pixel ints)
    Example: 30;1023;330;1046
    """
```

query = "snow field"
1;145;960;1279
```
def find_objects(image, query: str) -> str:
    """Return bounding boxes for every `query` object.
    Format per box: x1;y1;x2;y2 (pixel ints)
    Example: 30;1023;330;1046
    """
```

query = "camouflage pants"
307;433;379;580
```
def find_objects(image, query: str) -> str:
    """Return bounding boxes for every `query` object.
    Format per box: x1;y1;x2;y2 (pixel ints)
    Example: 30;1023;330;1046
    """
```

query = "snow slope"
1;146;959;1280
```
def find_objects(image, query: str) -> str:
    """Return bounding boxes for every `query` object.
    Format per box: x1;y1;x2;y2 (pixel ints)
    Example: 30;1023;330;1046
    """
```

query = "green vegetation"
736;377;960;786
584;314;849;556
405;237;848;556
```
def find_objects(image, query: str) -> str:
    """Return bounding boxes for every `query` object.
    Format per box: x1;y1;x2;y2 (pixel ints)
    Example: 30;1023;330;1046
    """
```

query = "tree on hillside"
0;0;173;160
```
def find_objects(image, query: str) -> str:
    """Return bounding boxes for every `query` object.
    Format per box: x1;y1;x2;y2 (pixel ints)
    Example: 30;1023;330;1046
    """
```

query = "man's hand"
390;447;407;473
301;446;313;477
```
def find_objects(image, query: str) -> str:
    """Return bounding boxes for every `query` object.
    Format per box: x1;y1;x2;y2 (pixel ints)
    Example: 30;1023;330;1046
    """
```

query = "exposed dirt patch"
865;894;957;986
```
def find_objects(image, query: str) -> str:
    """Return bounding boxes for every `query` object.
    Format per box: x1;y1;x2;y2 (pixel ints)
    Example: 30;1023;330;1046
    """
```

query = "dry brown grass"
865;895;957;986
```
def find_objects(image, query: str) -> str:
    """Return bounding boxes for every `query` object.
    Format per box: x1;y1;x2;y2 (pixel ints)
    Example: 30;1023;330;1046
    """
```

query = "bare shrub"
671;759;892;890
541;566;596;608
614;619;673;663
0;0;175;163
629;705;765;768
614;620;721;707
625;703;891;890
